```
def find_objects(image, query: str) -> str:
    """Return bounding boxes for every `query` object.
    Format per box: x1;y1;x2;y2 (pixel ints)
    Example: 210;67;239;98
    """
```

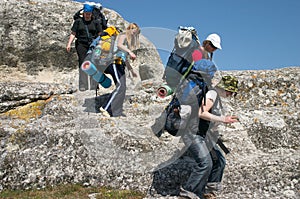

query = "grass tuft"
0;184;145;199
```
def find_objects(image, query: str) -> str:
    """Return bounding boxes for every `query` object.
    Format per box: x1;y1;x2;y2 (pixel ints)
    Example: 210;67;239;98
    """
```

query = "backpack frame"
164;27;200;89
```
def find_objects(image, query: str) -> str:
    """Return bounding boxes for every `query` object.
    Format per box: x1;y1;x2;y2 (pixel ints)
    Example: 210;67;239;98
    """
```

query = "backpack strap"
73;9;83;20
170;60;195;94
79;18;94;45
84;23;92;43
182;61;194;78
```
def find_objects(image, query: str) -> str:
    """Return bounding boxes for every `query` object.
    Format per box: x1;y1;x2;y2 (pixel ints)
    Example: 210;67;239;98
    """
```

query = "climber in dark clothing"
66;3;103;91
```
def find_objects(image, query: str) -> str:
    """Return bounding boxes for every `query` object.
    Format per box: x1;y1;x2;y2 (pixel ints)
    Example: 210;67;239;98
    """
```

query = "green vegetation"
3;100;48;121
0;184;145;199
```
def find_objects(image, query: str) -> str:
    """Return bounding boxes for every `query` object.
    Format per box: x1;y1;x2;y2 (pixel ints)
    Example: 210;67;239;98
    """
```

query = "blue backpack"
152;59;217;137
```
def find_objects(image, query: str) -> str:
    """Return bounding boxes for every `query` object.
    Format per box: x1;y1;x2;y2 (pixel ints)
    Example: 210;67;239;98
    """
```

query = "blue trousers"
209;146;226;182
183;135;212;198
205;146;226;192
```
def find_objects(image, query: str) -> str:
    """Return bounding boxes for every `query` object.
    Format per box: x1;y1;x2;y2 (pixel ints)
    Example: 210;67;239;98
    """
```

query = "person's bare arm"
66;32;76;52
199;98;238;123
117;34;136;60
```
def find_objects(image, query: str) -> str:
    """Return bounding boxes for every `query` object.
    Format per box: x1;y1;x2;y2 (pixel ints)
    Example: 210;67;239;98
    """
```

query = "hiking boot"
206;182;222;192
153;129;164;138
79;87;87;92
179;187;200;199
203;192;217;199
99;107;111;117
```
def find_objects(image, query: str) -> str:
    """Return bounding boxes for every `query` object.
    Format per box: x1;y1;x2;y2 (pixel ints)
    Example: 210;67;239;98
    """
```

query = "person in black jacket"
66;3;103;91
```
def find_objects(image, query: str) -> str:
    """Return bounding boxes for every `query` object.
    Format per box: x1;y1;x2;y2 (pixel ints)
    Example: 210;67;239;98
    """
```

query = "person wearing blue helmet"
83;3;94;13
66;3;103;91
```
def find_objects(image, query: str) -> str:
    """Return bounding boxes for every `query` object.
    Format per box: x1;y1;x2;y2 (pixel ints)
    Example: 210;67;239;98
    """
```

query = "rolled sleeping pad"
81;61;111;88
156;84;173;98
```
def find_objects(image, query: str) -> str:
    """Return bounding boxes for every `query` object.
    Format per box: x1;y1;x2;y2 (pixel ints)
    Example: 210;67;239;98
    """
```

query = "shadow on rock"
82;94;110;113
148;152;196;197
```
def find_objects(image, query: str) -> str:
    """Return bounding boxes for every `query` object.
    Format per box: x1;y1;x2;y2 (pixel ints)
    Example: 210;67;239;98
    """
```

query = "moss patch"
3;99;51;121
0;184;145;199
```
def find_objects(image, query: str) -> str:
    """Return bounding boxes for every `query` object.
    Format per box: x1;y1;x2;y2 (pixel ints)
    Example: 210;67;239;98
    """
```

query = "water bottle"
92;45;102;64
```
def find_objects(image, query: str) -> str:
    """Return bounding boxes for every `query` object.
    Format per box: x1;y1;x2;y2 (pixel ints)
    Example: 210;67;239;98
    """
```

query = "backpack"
87;26;120;70
73;3;108;30
152;59;217;137
164;26;200;90
80;26;120;89
163;97;192;136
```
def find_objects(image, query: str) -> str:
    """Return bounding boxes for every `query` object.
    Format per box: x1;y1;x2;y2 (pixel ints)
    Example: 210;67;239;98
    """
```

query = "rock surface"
0;0;299;199
0;0;164;78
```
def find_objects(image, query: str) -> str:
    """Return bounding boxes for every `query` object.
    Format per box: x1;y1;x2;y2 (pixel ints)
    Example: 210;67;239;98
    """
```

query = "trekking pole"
217;138;230;154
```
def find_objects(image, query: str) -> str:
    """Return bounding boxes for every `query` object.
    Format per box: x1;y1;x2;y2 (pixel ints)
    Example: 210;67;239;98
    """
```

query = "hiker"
190;33;222;64
73;2;108;30
66;3;103;91
100;23;140;117
180;75;239;199
200;33;222;61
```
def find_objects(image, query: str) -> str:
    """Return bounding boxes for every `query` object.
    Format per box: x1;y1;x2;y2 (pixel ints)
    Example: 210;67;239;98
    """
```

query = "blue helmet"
83;3;94;13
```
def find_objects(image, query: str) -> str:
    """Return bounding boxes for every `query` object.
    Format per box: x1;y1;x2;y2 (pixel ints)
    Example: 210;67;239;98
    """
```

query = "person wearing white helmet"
206;34;222;49
200;33;222;61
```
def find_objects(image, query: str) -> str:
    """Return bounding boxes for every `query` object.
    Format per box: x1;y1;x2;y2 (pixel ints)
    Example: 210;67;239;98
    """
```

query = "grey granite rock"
0;0;299;199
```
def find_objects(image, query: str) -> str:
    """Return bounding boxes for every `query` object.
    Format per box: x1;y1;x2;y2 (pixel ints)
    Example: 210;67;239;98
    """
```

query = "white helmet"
206;33;222;50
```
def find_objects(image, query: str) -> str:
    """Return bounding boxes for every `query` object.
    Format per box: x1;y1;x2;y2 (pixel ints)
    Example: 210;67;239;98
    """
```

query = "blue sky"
74;0;300;71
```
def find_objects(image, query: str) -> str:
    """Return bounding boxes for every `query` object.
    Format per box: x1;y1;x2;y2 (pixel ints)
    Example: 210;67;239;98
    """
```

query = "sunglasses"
209;42;217;49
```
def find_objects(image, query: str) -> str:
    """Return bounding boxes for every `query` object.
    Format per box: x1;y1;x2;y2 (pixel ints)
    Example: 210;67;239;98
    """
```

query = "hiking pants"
75;41;98;90
206;146;226;192
102;63;126;116
182;134;213;199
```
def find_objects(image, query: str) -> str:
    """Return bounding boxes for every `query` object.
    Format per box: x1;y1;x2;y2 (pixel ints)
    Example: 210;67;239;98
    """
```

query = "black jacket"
71;18;102;46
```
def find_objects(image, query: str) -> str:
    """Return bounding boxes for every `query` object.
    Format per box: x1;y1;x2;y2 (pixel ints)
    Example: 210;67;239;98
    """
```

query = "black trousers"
102;63;126;116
